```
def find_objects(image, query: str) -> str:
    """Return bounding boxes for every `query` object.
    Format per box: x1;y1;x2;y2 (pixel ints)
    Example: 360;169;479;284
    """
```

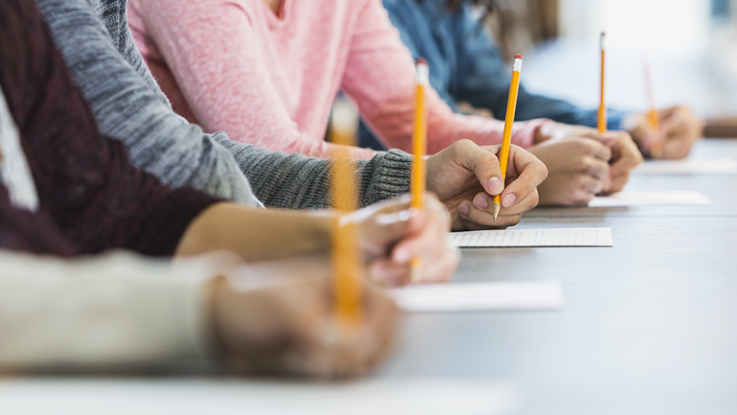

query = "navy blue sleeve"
451;6;627;130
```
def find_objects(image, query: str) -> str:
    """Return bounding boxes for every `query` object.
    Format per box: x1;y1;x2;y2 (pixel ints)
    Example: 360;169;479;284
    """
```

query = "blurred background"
488;0;737;123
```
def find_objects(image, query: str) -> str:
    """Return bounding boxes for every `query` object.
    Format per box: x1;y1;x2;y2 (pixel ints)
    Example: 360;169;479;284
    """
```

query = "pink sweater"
127;0;548;160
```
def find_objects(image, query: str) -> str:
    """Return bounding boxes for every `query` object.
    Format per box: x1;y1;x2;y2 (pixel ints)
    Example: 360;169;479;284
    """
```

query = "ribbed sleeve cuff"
361;149;413;207
512;119;554;149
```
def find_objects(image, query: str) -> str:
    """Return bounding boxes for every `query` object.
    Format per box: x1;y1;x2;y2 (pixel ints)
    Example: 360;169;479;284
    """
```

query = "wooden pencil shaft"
410;61;428;282
492;56;522;213
328;99;363;328
597;33;607;134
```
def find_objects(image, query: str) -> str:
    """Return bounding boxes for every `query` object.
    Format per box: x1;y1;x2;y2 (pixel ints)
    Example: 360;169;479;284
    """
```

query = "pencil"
597;32;607;134
492;54;523;221
644;58;663;157
410;59;428;284
328;97;362;328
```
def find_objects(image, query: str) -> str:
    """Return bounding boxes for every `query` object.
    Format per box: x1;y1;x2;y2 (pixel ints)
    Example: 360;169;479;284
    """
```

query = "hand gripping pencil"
492;54;523;221
597;32;607;134
410;59;428;284
329;98;362;328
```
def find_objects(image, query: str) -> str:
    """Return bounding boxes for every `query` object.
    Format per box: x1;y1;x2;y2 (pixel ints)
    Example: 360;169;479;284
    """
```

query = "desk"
379;138;737;414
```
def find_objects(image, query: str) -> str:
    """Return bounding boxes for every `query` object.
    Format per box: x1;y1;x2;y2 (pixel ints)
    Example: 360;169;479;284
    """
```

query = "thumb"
453;140;505;195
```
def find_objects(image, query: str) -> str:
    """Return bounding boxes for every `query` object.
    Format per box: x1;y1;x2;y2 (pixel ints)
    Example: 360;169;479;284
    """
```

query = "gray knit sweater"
36;0;412;209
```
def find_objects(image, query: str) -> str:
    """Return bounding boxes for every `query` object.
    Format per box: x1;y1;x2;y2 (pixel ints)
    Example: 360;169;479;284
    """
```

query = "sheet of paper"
589;191;712;207
387;281;563;312
448;227;613;248
634;158;737;175
0;378;517;415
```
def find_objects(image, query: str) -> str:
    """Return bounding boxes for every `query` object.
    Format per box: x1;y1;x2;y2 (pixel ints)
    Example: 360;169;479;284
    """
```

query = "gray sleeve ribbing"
36;0;261;207
214;138;413;210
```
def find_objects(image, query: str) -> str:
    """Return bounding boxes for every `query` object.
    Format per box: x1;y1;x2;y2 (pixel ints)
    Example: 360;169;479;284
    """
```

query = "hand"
426;139;548;231
624;105;704;159
537;124;642;194
529;137;612;206
347;195;459;286
210;257;399;378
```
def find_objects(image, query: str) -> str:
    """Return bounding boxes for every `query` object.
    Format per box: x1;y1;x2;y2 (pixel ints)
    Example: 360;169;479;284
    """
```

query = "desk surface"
379;139;737;415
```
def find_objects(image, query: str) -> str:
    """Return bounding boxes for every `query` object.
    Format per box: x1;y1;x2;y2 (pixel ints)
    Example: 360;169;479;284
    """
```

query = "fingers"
366;195;457;286
608;132;642;183
458;188;539;229
500;145;548;209
451;140;505;195
289;284;399;378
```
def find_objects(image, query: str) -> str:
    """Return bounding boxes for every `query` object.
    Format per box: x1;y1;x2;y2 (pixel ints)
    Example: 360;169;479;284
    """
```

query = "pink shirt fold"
128;0;547;160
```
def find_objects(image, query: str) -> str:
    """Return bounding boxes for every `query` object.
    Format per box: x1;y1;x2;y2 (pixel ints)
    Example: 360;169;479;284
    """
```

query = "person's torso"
128;0;369;141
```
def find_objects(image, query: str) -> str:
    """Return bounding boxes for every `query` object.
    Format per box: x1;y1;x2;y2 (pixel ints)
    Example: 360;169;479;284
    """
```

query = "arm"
35;0;261;206
215;138;412;210
340;0;547;154
131;0;376;160
450;7;626;130
0;0;221;256
0;251;225;370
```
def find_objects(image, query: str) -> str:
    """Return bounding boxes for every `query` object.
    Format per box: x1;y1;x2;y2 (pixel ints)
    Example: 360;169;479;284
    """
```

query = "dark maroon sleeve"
0;0;221;257
0;186;75;257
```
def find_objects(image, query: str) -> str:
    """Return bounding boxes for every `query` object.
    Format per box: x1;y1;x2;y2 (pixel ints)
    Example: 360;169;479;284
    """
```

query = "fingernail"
459;202;470;216
473;194;489;210
394;248;410;264
487;177;504;194
502;194;517;207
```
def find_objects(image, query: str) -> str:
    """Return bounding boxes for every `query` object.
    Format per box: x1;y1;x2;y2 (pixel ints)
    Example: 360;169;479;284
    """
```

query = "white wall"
558;0;710;57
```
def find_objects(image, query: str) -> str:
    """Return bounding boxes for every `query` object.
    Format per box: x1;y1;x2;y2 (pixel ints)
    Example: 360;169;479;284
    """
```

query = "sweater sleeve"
0;251;226;371
0;0;221;257
35;0;262;207
340;0;549;154
214;138;413;209
130;0;377;160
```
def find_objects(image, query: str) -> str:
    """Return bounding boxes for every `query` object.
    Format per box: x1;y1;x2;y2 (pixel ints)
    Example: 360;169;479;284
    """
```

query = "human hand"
210;256;399;378
347;195;459;286
425;139;548;231
624;105;704;159
529;137;612;206
536;123;641;194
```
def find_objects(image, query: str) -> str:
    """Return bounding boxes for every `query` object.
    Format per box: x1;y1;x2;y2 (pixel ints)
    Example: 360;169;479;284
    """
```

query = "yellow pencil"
410;59;428;284
492;54;523;221
597;32;607;135
644;58;663;157
328;98;362;328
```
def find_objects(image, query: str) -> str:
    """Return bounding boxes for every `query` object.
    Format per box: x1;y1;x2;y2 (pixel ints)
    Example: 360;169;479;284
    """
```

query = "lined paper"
0;379;518;415
589;191;712;207
448;228;613;248
634;158;737;175
388;281;563;312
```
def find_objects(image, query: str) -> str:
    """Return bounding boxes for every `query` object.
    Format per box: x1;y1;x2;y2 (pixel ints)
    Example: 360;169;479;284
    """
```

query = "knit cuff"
361;149;413;207
511;118;554;149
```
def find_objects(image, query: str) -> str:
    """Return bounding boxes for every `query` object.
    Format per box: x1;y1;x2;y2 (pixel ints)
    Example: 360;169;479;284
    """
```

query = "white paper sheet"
448;227;613;248
634;158;737;175
0;378;517;415
589;191;712;207
388;281;564;312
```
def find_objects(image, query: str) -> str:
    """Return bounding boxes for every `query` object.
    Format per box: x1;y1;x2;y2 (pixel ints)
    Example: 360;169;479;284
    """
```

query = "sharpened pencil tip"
492;202;501;222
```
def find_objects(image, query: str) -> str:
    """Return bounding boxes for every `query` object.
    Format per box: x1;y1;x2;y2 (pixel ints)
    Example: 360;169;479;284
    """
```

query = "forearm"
37;0;260;205
0;251;227;371
175;203;334;262
215;138;413;209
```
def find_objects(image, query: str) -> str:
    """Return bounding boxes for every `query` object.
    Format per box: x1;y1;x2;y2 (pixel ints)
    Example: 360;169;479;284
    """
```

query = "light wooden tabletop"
378;138;737;414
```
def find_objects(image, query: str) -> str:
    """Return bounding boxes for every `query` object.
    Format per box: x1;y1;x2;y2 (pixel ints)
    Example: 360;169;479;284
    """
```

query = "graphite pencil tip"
492;202;501;222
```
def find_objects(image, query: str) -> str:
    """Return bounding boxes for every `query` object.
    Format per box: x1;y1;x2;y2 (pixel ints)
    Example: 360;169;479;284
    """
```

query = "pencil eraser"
514;54;522;60
416;58;427;65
